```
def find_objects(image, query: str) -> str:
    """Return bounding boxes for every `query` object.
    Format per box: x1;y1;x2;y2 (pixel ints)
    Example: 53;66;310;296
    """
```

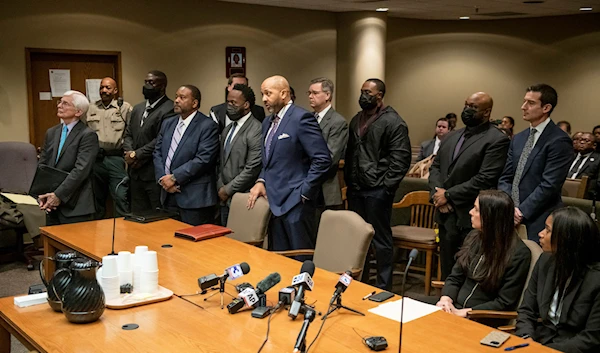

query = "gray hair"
63;90;90;116
310;77;334;97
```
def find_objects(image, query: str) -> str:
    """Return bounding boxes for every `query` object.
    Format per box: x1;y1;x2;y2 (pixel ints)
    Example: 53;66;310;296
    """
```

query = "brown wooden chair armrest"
245;240;265;247
497;325;516;332
273;249;315;257
467;310;518;320
431;280;445;289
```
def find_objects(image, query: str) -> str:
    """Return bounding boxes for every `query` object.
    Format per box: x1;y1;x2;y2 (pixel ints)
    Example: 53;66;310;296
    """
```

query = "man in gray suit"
416;117;450;161
37;90;99;225
218;84;262;225
308;77;348;209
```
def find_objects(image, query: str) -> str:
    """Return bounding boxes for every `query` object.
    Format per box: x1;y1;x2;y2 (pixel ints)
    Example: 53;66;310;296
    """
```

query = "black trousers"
130;178;161;214
164;195;214;226
46;211;94;226
438;214;472;280
268;201;317;262
348;187;394;291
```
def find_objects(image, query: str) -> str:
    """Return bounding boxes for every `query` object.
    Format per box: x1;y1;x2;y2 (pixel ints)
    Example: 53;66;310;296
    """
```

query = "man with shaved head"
85;77;132;218
430;91;510;279
248;75;331;258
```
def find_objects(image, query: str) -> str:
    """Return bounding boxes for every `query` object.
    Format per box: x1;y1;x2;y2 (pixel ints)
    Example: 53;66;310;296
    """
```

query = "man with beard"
123;70;174;213
429;92;510;279
217;84;262;225
153;85;219;225
344;78;412;290
85;77;132;218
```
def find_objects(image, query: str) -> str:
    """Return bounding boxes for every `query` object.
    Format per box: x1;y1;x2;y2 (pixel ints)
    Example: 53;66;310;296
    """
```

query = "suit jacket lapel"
319;108;333;130
559;272;585;325
444;129;463;167
522;122;554;178
266;105;294;167
451;132;486;166
539;260;556;320
172;114;198;163
56;121;83;164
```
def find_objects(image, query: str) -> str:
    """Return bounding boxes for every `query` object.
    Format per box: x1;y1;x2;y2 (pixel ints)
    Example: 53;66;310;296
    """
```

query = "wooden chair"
225;192;271;247
562;176;589;199
391;191;438;295
274;210;374;279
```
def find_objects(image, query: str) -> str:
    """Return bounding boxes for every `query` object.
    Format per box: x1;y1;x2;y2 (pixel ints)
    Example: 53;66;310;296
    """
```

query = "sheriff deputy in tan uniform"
84;77;132;218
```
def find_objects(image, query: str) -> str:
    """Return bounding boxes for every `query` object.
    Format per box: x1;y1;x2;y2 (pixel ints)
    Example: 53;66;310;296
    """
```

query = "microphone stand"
293;306;316;353
591;184;598;223
203;277;235;309
322;292;364;320
108;176;129;255
399;251;417;353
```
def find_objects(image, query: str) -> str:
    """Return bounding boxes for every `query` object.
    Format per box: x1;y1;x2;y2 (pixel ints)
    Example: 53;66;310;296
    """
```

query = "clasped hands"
433;187;453;214
159;174;180;193
436;296;472;318
38;192;61;212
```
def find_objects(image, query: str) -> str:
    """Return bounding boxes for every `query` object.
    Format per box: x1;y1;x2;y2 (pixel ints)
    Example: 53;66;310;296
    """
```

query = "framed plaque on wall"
226;47;246;78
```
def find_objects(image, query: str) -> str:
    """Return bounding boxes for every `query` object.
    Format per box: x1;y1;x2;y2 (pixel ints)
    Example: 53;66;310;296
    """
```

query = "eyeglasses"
306;90;323;96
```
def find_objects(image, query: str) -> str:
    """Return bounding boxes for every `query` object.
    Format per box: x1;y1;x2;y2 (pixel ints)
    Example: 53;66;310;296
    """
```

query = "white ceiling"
218;0;599;20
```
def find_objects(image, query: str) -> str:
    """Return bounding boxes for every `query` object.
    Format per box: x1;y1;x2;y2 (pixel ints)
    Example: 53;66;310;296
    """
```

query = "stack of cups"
117;251;133;287
139;251;159;294
133;246;148;292
101;255;120;301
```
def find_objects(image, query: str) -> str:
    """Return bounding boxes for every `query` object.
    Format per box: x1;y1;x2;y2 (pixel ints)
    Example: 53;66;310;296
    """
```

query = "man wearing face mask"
429;92;510;279
123;70;174;214
217;84;262;225
345;78;412;290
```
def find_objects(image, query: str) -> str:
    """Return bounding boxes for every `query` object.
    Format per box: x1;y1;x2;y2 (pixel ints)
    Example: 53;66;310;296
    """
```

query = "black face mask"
461;106;482;127
359;93;378;111
226;104;245;121
142;83;161;101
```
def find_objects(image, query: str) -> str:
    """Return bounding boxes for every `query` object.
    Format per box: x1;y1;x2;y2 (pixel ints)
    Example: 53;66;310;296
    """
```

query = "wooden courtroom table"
0;219;556;352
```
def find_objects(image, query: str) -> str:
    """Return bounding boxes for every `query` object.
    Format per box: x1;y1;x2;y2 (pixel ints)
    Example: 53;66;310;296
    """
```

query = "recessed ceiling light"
580;7;593;11
523;1;544;4
376;8;389;12
459;16;470;20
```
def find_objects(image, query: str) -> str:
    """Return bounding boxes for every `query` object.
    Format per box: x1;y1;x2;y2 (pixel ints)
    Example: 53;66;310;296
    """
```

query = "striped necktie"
265;115;280;160
165;121;185;175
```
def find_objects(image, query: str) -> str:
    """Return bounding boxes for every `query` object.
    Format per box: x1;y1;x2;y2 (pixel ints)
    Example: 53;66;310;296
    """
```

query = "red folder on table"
174;224;232;242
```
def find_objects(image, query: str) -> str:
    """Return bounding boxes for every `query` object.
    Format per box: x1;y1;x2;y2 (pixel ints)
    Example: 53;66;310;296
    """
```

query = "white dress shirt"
315;104;332;125
141;96;165;126
569;151;593;179
224;112;252;143
530;118;552;148
433;136;442;155
177;111;197;137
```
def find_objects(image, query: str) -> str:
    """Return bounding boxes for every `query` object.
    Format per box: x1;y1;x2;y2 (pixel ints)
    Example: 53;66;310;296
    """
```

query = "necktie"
314;112;320;124
568;154;583;179
512;128;537;206
165;121;184;175
224;122;238;156
265;115;280;160
56;124;68;163
453;133;466;160
141;106;152;127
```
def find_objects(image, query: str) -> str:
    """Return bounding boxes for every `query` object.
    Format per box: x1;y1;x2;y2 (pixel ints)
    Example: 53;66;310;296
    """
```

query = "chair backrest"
313;210;375;275
226;192;271;245
516;240;544;315
0;142;38;194
515;225;527;240
393;191;436;228
562;176;588;199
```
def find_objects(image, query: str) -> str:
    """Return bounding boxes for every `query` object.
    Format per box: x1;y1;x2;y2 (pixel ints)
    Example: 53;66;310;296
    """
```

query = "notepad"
368;297;441;323
1;193;39;206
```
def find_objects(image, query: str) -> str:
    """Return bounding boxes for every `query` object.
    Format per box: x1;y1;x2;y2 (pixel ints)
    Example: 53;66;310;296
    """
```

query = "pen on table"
504;343;529;351
362;291;376;300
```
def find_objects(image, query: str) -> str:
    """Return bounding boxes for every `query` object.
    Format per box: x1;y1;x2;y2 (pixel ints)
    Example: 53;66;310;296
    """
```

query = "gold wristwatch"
129;151;136;159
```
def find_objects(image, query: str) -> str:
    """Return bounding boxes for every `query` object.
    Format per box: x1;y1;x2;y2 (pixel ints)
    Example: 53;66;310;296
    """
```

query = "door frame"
25;48;123;145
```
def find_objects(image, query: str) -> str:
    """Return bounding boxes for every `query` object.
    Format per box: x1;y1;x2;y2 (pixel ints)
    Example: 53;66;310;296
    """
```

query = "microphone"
229;273;281;314
117;97;124;108
330;270;353;305
109;176;129;255
293;307;316;353
399;249;418;353
289;260;315;320
198;262;251;290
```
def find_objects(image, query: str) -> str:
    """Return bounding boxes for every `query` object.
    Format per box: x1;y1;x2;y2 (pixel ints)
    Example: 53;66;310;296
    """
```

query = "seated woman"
436;190;531;319
516;207;600;353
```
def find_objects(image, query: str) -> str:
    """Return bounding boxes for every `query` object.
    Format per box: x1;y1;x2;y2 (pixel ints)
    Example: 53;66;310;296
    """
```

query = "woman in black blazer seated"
516;207;600;353
436;190;531;318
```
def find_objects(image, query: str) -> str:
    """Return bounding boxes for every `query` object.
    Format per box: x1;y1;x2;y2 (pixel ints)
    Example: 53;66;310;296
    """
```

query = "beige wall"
0;0;336;142
386;14;600;145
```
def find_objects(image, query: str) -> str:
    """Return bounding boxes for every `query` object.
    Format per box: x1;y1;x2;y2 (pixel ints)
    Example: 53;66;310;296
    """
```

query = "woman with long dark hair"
516;207;600;352
436;190;531;317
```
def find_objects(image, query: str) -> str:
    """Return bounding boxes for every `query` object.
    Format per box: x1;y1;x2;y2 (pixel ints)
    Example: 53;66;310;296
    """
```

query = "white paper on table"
39;92;52;100
1;193;39;206
368;297;441;323
85;79;102;103
49;69;71;97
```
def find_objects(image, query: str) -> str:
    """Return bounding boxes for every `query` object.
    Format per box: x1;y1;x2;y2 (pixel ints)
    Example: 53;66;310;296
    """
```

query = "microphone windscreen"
240;262;251;275
409;249;418;260
117;97;124;107
300;260;315;277
256;272;281;293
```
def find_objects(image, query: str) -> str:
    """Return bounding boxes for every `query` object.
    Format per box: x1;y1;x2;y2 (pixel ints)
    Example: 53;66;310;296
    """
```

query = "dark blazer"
498;120;573;240
259;104;331;217
571;151;600;180
153;112;219;209
217;114;262;197
38;120;99;217
209;102;266;133
417;138;436;162
123;96;175;182
318;107;348;206
516;253;600;353
429;123;510;228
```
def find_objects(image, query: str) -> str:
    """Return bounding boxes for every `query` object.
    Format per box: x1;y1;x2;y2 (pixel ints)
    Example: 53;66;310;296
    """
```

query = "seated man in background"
37;91;99;225
568;132;600;199
500;116;515;138
557;120;571;135
572;131;583;150
417;117;449;162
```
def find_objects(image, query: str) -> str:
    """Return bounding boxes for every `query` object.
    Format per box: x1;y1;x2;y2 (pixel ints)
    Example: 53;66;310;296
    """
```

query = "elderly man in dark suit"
308;77;348;210
123;70;174;214
217;84;262;225
248;75;331;258
430;92;510;279
153;85;219;226
37;90;99;225
498;84;573;241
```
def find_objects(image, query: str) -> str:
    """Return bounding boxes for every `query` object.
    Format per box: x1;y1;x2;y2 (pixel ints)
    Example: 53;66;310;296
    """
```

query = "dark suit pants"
268;201;317;262
164;196;214;226
348;187;394;291
439;214;472;280
46;211;94;226
130;178;161;214
92;156;129;219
